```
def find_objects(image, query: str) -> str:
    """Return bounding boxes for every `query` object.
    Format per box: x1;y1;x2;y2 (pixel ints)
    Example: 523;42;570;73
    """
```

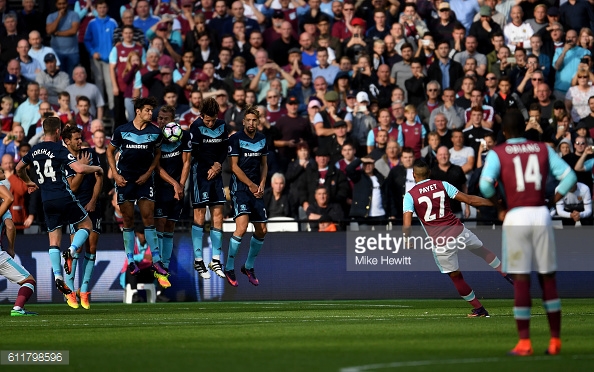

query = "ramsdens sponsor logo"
162;151;181;159
126;144;148;149
203;138;225;143
245;152;262;157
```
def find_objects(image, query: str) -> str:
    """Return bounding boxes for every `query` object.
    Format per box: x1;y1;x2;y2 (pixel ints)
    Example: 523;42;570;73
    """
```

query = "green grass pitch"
1;299;593;372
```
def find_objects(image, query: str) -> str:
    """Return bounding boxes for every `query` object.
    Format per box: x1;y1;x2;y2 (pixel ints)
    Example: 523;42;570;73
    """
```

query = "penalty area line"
339;354;594;371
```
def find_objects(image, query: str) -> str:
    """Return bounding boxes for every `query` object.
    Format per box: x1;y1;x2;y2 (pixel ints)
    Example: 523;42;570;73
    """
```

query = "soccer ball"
163;122;182;142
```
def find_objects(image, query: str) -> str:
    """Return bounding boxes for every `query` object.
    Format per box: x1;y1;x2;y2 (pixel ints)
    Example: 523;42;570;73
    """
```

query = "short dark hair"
62;125;82;140
164;85;178;96
133;96;158;112
77;95;90;105
159;105;176;118
200;97;220;118
502;109;526;138
43;116;62;134
529;103;541;112
401;42;413;52
413;159;430;179
401;146;414;155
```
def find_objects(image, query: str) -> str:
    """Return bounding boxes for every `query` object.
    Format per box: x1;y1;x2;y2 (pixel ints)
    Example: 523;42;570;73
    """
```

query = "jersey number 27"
33;160;57;184
418;190;445;222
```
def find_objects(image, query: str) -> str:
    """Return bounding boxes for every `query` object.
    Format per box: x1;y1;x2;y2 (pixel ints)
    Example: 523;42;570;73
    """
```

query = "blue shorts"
70;209;102;235
191;167;226;207
232;190;267;222
155;198;184;221
116;175;155;204
44;197;88;232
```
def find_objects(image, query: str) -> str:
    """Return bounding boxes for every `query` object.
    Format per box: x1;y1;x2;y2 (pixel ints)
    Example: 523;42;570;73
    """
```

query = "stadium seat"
267;217;299;232
222;218;255;233
124;283;156;304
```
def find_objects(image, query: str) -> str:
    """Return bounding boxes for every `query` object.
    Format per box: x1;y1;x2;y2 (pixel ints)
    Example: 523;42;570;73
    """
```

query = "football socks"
245;236;264;270
162;232;174;269
80;253;96;293
226;236;242;271
123;228;135;262
192;224;204;260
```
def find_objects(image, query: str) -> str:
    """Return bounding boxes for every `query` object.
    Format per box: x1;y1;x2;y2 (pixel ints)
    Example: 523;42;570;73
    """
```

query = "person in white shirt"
556;182;592;226
449;129;475;178
503;6;534;53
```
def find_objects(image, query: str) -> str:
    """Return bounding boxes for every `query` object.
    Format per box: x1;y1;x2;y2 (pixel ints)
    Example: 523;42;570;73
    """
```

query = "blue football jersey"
21;141;78;202
157;130;192;193
228;131;268;193
110;121;163;180
64;148;101;206
189;117;229;177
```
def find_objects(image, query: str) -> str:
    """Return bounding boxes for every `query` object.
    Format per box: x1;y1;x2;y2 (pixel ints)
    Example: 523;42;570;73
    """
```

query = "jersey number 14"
33;160;57;184
512;154;542;192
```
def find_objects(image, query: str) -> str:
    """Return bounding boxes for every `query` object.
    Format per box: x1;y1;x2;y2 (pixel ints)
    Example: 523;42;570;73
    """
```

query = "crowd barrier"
1;229;592;304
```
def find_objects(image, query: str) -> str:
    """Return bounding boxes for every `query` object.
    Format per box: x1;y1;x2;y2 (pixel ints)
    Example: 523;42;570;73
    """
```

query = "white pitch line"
340;355;594;372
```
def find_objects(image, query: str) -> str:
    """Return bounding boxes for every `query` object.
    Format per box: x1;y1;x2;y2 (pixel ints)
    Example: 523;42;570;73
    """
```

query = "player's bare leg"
446;270;489;318
138;198;167;275
4;218;16;253
509;273;534;356
241;222;267;286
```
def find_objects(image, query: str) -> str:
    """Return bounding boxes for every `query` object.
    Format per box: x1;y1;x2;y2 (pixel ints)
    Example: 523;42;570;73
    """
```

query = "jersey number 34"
33;160;57;184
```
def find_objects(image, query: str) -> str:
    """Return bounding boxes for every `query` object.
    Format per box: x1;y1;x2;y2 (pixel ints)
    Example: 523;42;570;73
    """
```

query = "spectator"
28;30;60;68
75;96;93;142
285;142;314;215
555;182;592;226
0;12;26;64
503;6;534;53
132;0;160;36
142;65;185;106
223;1;260;37
427;40;464;94
250;61;296;102
429;88;466;130
398;104;426;159
0;73;22;106
147;17;183;65
565;70;594;123
13;81;40;135
530;34;551;79
430;2;460;44
55;91;75;128
305;185;345;230
375;139;400;178
434;112;454;148
0;95;13;134
453;36;488;76
465;88;495;129
472;0;506;29
351;91;377;155
390;42;414;101
384;146;415;220
17;0;45;37
224;87;248;131
469;5;503;56
113;9;146;46
84;0;117;112
476;132;496;169
0;125;24;160
46;0;81;77
486;32;505;73
563;135;594;191
1;153;33;229
16;39;42;81
311;48;340;86
449;128;475;178
299;147;349;216
421;131;440;169
449;0;480;32
463;106;493;159
328;120;352;165
559;0;594;34
553;29;591;100
331;1;353;42
66;66;105;119
264;173;293;218
526;4;548;35
417;81;442;128
35;53;69;105
346;156;387;224
343;18;368;63
431;146;469;218
368;129;388;161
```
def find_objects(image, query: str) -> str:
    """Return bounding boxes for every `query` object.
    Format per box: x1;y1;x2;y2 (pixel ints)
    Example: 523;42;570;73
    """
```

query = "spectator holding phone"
0;126;25;160
553;29;591;100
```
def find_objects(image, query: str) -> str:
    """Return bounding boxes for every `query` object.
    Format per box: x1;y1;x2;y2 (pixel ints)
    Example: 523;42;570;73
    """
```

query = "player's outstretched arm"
454;191;494;208
230;155;259;195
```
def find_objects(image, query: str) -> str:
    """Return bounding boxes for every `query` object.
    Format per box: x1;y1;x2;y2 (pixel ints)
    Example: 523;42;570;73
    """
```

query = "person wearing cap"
15;39;42;82
34;52;69;106
83;0;117;113
346;154;388;223
283;47;308;82
469;5;503;56
350;91;377;155
298;146;349;217
310;47;340;86
343;17;367;62
46;0;80;78
324;89;352;128
327;120;351;164
264;9;293;47
560;0;594;33
276;95;314;163
471;0;506;30
1;75;21;106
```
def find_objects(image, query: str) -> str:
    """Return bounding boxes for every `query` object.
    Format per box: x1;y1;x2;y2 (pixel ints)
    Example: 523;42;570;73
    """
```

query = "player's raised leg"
138;199;167;275
224;213;249;287
469;245;513;284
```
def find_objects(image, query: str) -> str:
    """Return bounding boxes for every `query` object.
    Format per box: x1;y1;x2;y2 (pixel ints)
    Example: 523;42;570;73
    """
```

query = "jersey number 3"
418;190;445;222
512;154;542;192
33;160;57;184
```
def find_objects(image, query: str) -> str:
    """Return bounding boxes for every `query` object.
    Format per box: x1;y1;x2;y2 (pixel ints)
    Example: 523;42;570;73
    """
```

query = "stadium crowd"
1;0;594;232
